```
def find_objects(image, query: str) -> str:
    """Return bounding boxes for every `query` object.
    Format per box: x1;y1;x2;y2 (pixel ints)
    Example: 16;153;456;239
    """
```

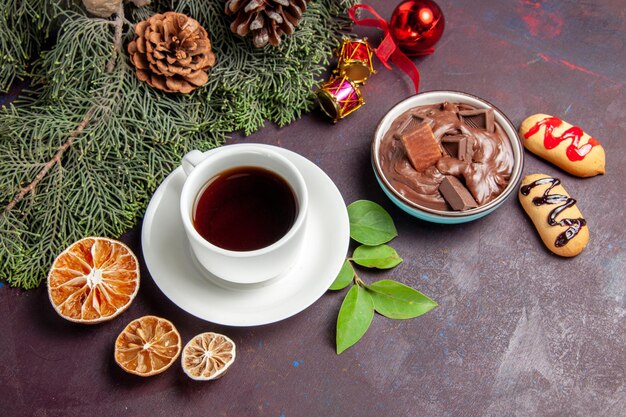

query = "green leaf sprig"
330;200;438;354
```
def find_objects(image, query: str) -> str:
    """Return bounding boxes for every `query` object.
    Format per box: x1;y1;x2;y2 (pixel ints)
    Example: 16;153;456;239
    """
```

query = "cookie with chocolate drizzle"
519;173;589;257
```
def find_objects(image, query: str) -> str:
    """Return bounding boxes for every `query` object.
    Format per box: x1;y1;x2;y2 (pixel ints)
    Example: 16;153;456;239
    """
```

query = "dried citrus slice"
181;332;236;380
47;237;140;324
114;315;182;377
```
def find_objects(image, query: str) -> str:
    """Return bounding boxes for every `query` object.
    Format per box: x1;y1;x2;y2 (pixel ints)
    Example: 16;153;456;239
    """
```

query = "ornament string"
348;4;423;94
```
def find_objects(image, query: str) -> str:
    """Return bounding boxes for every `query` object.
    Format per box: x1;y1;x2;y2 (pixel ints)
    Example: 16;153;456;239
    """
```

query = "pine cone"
225;0;310;48
127;12;217;94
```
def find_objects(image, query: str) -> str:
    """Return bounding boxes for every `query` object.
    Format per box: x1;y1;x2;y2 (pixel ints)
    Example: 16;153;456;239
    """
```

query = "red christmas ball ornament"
390;0;445;56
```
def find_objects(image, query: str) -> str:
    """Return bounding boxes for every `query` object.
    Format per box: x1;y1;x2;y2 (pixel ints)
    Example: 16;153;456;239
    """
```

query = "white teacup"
180;144;308;284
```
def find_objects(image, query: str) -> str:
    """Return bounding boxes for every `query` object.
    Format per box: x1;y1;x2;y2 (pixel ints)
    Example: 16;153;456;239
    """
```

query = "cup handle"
182;150;205;176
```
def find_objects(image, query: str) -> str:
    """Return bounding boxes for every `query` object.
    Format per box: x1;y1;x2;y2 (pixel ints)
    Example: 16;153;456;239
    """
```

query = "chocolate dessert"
378;102;514;211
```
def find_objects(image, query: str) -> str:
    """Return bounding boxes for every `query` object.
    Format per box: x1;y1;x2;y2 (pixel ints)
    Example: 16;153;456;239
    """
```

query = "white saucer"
141;145;350;326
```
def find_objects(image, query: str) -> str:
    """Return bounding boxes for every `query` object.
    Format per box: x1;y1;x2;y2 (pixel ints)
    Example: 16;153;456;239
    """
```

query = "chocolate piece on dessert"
459;108;495;133
441;135;469;160
439;175;478;211
393;112;433;140
399;123;442;172
441;135;465;158
463;136;475;161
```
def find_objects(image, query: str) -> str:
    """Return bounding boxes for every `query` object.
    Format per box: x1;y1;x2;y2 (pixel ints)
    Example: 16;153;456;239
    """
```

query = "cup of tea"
179;144;308;284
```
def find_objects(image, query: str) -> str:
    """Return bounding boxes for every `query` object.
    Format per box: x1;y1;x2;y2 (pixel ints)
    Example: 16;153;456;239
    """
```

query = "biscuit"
519;174;589;257
519;114;605;177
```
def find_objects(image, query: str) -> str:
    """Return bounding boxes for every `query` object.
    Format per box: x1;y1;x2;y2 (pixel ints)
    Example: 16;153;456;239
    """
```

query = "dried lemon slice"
182;332;236;380
115;315;182;377
47;237;140;324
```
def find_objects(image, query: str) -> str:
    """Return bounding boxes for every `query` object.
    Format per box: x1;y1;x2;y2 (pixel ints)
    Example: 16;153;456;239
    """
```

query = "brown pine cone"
225;0;310;48
127;12;217;94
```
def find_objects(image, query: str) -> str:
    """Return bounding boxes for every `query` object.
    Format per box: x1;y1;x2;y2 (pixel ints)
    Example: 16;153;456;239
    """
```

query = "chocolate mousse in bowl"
372;91;524;224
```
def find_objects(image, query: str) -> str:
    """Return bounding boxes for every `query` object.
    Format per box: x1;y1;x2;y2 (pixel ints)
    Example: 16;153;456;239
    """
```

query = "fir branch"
106;3;125;73
0;0;57;92
2;4;126;217
2;107;94;216
0;0;356;289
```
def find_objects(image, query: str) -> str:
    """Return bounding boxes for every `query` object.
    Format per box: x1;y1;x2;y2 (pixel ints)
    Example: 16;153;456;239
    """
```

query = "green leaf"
336;285;374;354
352;245;403;269
347;200;397;245
366;280;438;320
329;260;355;290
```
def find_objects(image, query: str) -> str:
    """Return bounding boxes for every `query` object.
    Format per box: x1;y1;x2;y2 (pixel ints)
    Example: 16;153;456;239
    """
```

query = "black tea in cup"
193;166;297;251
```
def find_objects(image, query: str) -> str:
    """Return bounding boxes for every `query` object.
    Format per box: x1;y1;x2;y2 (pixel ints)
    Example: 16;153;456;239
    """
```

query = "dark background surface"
1;1;625;416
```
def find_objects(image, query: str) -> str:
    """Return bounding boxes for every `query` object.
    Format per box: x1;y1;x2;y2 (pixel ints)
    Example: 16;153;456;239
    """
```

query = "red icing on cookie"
524;117;598;162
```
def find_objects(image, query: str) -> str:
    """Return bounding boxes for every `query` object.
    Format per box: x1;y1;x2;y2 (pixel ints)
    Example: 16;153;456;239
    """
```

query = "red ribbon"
348;4;421;94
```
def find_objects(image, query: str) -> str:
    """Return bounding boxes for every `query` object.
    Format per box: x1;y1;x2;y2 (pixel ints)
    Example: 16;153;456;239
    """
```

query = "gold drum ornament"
337;38;375;84
316;74;365;122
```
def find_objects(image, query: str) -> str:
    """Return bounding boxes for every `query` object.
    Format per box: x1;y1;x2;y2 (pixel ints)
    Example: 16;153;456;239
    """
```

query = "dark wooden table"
2;1;625;416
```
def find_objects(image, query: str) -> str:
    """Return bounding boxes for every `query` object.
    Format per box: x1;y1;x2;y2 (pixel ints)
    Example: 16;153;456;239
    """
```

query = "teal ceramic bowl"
371;91;524;224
